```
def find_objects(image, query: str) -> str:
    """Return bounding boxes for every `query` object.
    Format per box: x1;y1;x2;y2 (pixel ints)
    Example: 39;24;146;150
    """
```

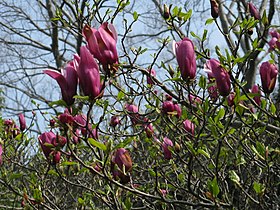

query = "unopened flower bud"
175;142;181;152
210;0;219;18
163;4;170;19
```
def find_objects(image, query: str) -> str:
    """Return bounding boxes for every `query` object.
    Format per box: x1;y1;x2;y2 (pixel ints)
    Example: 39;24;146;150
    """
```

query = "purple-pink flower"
205;59;231;96
18;113;26;131
83;22;118;70
174;38;196;81
248;2;260;20
259;61;278;94
183;119;195;136
110;115;121;127
162;100;181;118
44;60;78;106
78;46;103;100
162;137;173;160
251;84;261;106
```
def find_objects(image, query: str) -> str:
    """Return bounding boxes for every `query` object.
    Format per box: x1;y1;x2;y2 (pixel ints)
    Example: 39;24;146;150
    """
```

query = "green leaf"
183;9;192;21
78;197;85;204
61;161;78;166
133;11;139;20
190;31;201;41
270;103;276;115
229;170;240;185
47;169;59;176
205;18;214;25
202;29;208;42
148;168;156;177
10;173;23;180
48;99;67;107
198;75;206;89
197;148;210;159
214;108;225;123
208;177;220;197
172;6;179;16
73;95;90;101
88;138;107;151
124;197;132;210
253;181;265;195
117;91;125;101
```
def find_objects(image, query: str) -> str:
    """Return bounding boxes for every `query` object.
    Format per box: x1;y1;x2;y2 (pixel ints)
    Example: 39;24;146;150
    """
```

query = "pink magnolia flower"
162;137;173;160
173;37;196;81
144;122;154;138
110;115;120;127
78;46;103;100
268;37;278;51
38;131;56;160
248;2;260;20
73;114;98;140
183;119;195;136
162;101;181;118
18;113;26;131
227;92;235;107
259;61;278;94
83;22;118;68
205;59;231;96
270;29;280;39
251;84;261;106
125;104;140;125
58;109;74;124
113;148;132;172
44;61;78;106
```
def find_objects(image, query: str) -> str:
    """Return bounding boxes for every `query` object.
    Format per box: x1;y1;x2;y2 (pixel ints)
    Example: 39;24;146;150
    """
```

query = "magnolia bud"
163;4;170;19
210;0;219;18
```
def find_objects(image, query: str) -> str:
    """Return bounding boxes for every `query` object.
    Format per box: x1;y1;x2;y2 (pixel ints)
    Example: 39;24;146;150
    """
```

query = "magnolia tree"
0;0;280;209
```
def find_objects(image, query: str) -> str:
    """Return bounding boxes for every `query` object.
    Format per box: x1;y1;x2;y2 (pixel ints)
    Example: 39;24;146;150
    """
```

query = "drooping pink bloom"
44;62;78;106
248;2;260;20
113;148;132;172
188;94;202;105
144;122;154;138
162;137;173;160
83;22;118;68
58;109;74;124
251;84;261;106
270;29;280;39
173;103;182;118
227;92;235;107
205;59;231;96
38;132;56;160
38;132;65;164
125;104;140;125
162;101;181;118
110;115;120;127
259;61;278;94
18;113;26;131
78;46;102;100
51;151;61;164
174;38;196;80
183;119;195;136
268;37;278;51
147;69;156;85
268;30;280;51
